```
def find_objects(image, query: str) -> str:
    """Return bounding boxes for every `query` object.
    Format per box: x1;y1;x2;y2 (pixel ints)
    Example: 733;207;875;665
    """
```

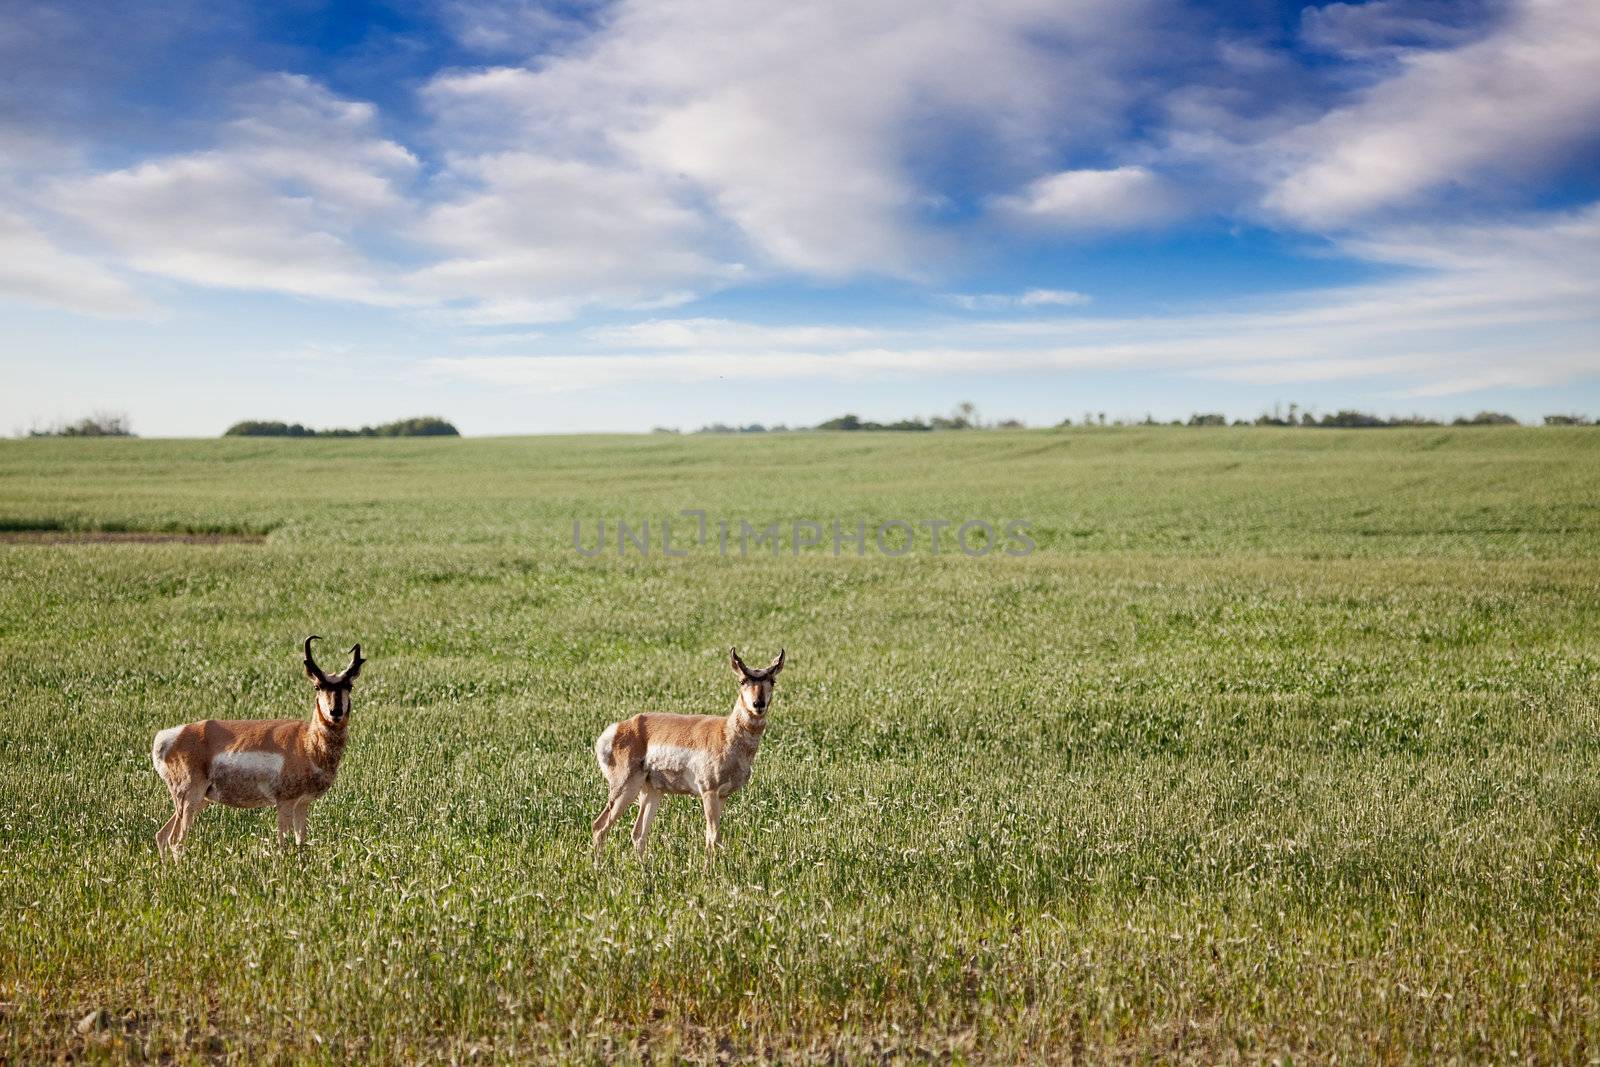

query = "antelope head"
730;646;785;717
303;635;364;728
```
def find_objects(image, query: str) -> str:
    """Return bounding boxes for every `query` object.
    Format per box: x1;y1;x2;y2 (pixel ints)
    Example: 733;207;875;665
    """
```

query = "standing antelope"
150;636;364;859
592;647;785;858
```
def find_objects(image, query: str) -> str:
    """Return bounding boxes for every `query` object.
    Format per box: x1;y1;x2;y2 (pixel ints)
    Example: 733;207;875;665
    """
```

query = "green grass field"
3;428;1599;1063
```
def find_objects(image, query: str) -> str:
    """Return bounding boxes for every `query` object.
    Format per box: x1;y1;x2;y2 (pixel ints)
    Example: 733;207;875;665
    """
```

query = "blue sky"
2;0;1598;434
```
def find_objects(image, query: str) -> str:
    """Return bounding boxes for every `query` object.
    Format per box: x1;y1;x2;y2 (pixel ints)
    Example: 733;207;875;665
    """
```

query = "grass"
1;427;1598;1062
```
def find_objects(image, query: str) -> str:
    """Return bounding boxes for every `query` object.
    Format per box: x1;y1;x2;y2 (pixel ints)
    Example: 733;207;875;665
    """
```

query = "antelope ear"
303;635;328;684
730;646;751;680
339;643;364;683
766;648;785;676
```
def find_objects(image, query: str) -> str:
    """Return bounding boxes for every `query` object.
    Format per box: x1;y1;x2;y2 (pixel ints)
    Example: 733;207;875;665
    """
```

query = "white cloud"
436;0;598;56
583;317;882;350
1200;355;1437;384
993;166;1182;230
454;330;547;348
1017;288;1093;308
408;153;741;324
50;74;417;305
1299;0;1496;57
0;211;153;318
945;289;1092;311
427;205;1600;396
1264;0;1600;226
424;0;1163;279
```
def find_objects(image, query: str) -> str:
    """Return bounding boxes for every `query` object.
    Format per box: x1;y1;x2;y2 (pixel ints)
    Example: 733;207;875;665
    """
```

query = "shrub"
815;414;934;432
223;417;459;438
1317;410;1387;428
29;412;133;437
1452;411;1519;426
694;423;777;434
369;416;459;437
224;420;314;437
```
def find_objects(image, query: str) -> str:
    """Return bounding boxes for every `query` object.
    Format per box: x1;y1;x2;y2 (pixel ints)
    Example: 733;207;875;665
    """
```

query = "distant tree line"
223;416;460;437
814;412;1020;432
1241;404;1524;428
21;406;1589;439
26;412;134;437
1054;407;1590;429
652;401;1591;435
674;401;1030;434
1066;407;1541;428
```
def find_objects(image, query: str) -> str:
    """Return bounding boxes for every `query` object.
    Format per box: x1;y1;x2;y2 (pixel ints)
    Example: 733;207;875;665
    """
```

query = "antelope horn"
343;643;365;681
303;634;327;682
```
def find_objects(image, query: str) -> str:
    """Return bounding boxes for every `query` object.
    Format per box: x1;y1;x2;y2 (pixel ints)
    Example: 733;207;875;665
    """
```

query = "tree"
30;412;134;437
1318;410;1385;428
816;414;864;431
222;416;459;437
370;416;459;436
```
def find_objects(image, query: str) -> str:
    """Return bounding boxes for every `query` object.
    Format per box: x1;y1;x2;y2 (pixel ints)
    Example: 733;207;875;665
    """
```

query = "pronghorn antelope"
150;636;364;859
592;647;785;857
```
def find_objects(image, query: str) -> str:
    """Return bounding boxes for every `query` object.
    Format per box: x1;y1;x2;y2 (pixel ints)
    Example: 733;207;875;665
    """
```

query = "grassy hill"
2;428;1598;1062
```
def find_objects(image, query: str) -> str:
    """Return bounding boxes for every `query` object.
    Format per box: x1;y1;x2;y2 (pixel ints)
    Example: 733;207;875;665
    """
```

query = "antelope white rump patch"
594;722;618;773
151;726;182;774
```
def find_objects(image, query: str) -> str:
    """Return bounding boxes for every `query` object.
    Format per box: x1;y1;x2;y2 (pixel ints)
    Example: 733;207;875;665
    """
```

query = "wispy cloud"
944;289;1092;311
0;211;154;318
422;0;1166;281
49;75;418;306
993;167;1183;231
428;206;1600;396
407;153;741;324
583;318;884;350
1261;0;1600;226
1298;0;1496;58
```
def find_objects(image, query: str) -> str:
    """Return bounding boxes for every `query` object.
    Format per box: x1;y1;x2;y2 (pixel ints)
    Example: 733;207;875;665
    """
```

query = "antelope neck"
309;706;349;761
729;696;767;736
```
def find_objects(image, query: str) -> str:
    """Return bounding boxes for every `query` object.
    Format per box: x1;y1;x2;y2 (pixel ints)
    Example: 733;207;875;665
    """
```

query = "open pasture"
2;428;1599;1062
